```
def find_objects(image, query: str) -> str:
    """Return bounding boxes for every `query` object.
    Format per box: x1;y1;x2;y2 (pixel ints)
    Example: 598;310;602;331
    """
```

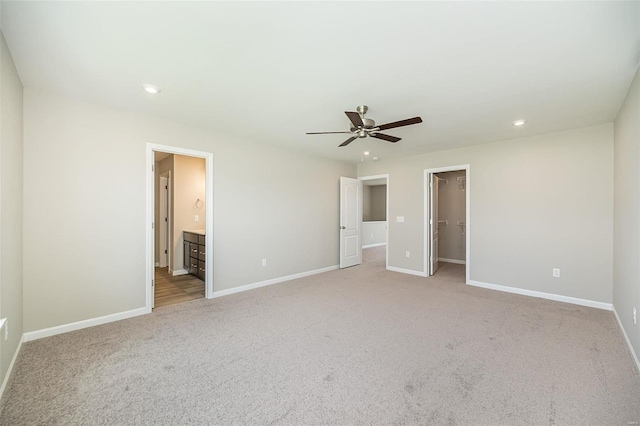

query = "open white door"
429;174;439;275
340;177;363;268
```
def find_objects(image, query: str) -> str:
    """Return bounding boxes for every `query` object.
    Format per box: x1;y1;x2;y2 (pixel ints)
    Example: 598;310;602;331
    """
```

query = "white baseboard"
172;269;188;276
362;243;386;249
387;266;428;277
439;257;466;265
612;307;640;374
467;280;613;311
0;335;23;403
23;307;150;343
212;265;339;299
154;262;160;267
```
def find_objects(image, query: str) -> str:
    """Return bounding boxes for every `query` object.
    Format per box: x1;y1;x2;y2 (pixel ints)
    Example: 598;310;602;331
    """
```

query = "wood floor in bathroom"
154;267;205;308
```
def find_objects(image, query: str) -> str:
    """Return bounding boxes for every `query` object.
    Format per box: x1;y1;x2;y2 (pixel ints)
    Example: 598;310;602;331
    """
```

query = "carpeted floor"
1;246;639;425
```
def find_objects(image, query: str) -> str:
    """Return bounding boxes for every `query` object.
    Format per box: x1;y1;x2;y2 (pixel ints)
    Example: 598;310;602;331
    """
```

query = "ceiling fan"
306;105;423;147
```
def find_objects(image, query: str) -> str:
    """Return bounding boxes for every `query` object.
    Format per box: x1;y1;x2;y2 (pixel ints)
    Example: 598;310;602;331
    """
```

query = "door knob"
340;226;346;230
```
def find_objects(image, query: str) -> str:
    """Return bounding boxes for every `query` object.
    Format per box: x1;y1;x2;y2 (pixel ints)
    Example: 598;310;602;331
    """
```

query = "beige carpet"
1;247;639;425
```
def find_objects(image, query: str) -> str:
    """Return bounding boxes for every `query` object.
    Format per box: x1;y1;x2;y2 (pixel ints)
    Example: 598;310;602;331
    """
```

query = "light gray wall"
369;185;386;221
436;171;466;262
362;185;371;222
363;185;386;222
362;221;387;247
359;124;613;304
22;89;355;332
0;32;23;386
172;154;206;272
613;66;640;362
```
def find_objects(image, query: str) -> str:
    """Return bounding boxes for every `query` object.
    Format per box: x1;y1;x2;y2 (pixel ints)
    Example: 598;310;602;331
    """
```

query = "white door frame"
359;174;390;271
146;143;214;312
429;173;440;275
158;174;169;268
423;165;470;282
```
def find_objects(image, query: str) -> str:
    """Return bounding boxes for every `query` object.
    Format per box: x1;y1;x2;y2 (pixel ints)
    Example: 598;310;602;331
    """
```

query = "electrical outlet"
4;321;8;341
634;307;637;325
406;251;410;258
194;215;199;222
262;258;267;267
552;268;560;278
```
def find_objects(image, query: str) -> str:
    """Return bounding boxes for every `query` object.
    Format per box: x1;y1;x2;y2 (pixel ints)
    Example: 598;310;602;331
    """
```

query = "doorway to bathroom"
146;143;214;311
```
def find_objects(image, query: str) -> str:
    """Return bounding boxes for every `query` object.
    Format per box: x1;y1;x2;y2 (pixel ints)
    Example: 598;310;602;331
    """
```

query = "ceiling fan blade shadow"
345;111;364;128
339;136;358;147
371;133;401;143
377;116;422;131
306;131;354;134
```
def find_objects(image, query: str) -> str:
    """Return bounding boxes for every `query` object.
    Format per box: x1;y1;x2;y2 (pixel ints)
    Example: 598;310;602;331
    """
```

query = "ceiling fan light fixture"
143;84;161;94
513;119;526;126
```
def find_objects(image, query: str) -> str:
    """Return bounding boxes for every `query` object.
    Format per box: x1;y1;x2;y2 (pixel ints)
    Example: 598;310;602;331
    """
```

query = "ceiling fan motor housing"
362;118;376;129
351;117;377;133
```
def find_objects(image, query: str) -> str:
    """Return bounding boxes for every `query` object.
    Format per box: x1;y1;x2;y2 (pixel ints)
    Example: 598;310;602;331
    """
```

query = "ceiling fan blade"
377;116;423;131
339;136;358;147
371;133;401;143
306;131;354;135
345;111;364;128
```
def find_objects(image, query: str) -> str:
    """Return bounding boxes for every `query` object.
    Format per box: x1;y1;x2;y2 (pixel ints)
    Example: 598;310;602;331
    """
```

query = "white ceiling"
2;1;639;164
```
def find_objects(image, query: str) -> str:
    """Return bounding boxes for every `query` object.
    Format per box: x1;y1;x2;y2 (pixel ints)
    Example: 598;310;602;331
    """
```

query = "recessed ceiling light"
142;84;161;94
373;157;379;161
364;151;370;156
513;119;526;126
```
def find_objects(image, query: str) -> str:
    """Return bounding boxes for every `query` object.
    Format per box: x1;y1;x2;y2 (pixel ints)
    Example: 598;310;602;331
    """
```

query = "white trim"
612;307;640;374
154;262;160;267
424;165;470;282
0;335;23;402
166;171;172;278
212;265;339;299
172;269;188;276
363;243;386;249
359;174;390;271
22;307;149;343
146;143;214;311
468;280;613;311
158;174;169;269
386;266;428;277
439;257;466;265
358;174;389;181
0;318;6;331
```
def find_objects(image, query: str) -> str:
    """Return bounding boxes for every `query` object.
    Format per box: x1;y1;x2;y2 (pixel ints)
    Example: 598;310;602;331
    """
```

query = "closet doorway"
424;165;470;282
